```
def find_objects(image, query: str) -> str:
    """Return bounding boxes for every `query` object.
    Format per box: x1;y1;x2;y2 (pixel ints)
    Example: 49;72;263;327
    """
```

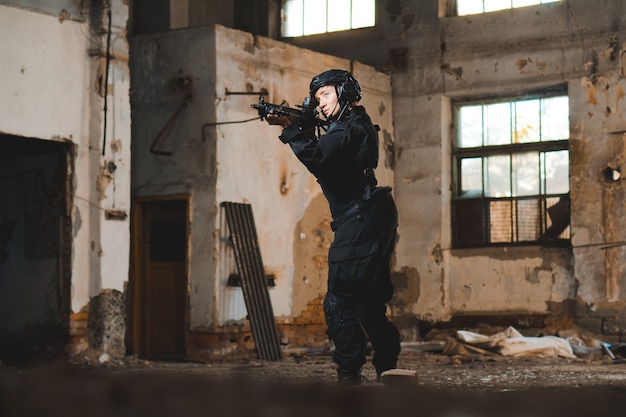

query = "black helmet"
309;69;362;105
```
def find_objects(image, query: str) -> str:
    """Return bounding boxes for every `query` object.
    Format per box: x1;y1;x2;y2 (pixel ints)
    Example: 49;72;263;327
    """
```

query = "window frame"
445;0;561;17
450;88;571;249
281;0;376;38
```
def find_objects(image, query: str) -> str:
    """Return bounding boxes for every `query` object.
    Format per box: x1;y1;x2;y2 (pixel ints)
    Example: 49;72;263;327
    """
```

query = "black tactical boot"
337;369;367;385
376;366;396;383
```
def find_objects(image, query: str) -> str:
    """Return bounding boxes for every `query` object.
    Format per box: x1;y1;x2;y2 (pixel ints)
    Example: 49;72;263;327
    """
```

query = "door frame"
128;194;190;359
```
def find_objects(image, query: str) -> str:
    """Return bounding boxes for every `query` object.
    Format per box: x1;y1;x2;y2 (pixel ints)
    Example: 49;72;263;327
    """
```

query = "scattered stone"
380;369;418;386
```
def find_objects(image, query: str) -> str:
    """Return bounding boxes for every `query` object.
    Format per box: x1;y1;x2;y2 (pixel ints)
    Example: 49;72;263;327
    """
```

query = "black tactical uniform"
278;69;401;384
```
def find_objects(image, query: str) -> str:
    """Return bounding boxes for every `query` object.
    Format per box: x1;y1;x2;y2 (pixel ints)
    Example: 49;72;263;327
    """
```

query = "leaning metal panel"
221;202;282;361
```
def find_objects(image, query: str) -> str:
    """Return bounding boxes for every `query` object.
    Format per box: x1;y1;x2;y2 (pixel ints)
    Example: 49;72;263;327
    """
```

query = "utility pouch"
328;238;380;295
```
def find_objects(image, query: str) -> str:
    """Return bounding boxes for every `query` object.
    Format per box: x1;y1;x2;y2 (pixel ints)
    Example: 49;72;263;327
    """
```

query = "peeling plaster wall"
130;26;219;330
0;1;131;353
382;0;626;329
0;5;88;140
72;0;131;311
213;26;395;323
447;248;575;313
570;74;626;316
130;25;394;329
284;0;626;331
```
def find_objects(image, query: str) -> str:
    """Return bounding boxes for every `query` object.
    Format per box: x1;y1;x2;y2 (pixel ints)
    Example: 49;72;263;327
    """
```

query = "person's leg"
323;292;368;384
358;301;401;381
363;191;401;379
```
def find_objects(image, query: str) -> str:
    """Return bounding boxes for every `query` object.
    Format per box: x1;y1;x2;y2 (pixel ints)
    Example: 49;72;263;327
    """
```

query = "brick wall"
188;296;329;361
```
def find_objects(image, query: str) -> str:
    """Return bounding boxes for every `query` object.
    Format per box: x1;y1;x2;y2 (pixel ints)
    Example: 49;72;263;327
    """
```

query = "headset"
337;74;361;104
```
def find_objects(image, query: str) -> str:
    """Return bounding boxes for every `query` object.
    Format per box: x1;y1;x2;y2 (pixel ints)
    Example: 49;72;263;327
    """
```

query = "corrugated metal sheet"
218;208;247;324
221;202;282;361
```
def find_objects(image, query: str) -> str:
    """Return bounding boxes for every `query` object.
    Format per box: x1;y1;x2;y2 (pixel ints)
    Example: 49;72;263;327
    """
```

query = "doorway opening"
0;134;73;365
129;196;189;360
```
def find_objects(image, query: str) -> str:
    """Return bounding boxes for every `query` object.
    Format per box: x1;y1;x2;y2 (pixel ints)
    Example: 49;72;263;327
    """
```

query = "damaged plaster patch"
291;194;332;315
58;9;70;23
243;36;255;55
517;59;528;70
381;129;395;170
96;58;109;98
378;101;386;117
581;75;625;117
462;284;472;300
440;63;464;80
616;85;625;106
391;266;420;314
385;0;402;23
402;14;415;31
97;161;114;200
73;206;82;237
550;263;577;302
236;62;263;87
110;138;122;154
431;243;443;265
525;266;541;284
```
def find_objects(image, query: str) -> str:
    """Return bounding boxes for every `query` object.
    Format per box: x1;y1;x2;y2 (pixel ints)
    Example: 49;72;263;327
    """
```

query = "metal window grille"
452;92;570;248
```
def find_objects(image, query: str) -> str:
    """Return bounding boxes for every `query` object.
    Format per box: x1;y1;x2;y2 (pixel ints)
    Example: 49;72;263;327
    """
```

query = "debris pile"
408;325;626;362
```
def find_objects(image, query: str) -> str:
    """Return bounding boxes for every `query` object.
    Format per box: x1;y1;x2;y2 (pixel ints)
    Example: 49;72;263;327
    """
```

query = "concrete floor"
2;347;626;417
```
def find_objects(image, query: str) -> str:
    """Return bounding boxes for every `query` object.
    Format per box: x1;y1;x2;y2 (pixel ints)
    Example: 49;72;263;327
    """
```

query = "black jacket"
279;106;379;218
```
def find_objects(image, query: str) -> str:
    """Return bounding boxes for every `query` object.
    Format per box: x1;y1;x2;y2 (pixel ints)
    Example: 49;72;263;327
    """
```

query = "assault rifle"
251;96;328;130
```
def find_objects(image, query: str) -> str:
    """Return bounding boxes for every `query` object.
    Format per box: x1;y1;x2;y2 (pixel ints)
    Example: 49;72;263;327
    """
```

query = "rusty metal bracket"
225;87;268;96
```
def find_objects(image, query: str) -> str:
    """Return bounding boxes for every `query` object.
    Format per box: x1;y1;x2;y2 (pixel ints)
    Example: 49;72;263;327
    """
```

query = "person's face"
315;85;340;119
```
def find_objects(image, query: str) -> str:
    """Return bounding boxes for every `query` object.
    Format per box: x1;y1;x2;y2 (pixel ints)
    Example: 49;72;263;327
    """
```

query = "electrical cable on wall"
200;117;260;143
200;89;269;140
202;117;260;127
102;3;112;157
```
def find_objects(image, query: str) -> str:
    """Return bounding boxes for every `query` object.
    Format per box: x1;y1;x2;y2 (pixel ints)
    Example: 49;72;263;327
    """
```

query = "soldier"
266;69;401;385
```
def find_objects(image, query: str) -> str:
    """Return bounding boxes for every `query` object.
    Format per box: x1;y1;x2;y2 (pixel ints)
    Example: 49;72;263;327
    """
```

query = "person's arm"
285;122;350;176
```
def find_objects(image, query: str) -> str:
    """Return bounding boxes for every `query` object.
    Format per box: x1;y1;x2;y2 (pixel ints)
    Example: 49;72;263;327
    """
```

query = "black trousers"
323;188;401;376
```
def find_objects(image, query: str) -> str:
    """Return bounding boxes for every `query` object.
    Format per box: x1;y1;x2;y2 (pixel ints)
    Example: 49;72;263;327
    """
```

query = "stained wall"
130;25;395;336
0;0;131;358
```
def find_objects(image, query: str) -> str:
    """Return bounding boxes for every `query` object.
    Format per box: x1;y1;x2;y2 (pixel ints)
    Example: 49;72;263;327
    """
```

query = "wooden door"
131;198;188;361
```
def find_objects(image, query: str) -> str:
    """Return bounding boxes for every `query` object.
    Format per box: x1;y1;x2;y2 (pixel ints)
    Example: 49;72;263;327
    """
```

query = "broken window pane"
545;196;570;239
453;93;569;247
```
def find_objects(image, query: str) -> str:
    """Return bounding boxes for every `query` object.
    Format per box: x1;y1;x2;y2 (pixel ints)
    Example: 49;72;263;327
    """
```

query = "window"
451;92;570;248
456;0;560;16
282;0;375;37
